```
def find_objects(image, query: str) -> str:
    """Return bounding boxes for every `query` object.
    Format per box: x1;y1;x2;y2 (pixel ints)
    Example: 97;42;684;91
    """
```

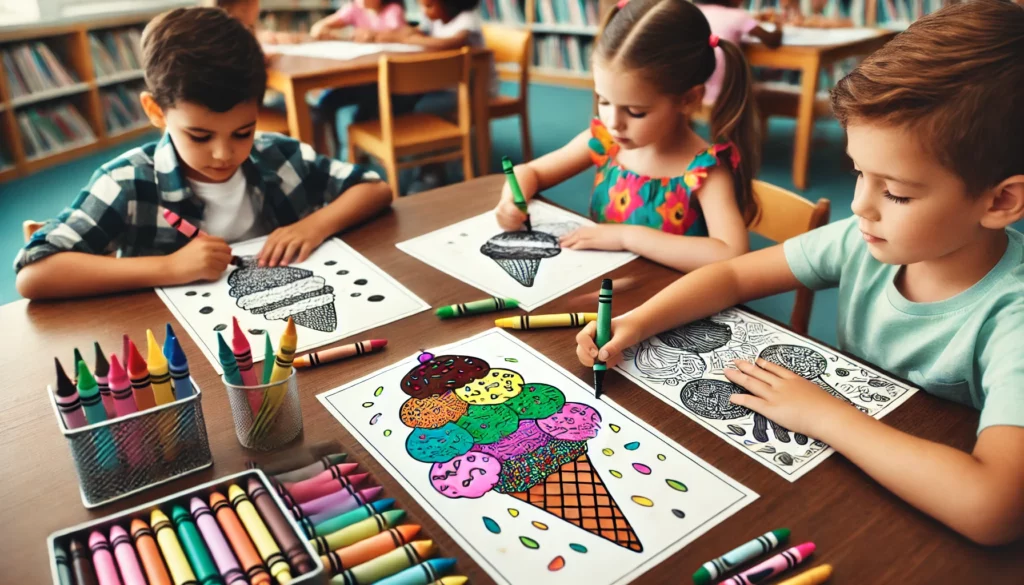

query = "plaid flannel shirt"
15;132;379;272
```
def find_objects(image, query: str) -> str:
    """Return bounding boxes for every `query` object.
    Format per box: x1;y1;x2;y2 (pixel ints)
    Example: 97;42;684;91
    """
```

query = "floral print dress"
587;118;740;236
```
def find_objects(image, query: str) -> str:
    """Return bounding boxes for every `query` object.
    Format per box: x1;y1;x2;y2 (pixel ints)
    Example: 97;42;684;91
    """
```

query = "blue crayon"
374;559;457;585
167;335;193;399
164;323;177;359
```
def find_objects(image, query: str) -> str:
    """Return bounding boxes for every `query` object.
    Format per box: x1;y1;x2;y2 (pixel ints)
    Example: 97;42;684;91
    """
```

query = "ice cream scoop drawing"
480;231;561;287
227;257;337;332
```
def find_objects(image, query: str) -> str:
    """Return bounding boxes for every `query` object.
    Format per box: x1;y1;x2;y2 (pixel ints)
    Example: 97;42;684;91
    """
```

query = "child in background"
696;0;782;107
496;0;757;273
14;8;391;301
201;0;301;45
577;0;1024;545
310;0;407;42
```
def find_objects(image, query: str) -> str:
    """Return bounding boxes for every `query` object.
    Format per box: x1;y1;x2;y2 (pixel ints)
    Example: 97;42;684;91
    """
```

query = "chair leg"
462;136;475;180
519;109;533;162
383;155;401;200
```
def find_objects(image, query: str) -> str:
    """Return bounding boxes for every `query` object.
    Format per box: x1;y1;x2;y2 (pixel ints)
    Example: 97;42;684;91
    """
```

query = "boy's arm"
394;29;471;50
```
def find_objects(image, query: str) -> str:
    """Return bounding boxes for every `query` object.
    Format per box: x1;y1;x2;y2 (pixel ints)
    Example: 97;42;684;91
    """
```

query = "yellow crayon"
248;318;297;442
494;313;598;330
146;330;176;405
150;509;197;585
429;578;469;585
776;564;833;585
228;484;293;584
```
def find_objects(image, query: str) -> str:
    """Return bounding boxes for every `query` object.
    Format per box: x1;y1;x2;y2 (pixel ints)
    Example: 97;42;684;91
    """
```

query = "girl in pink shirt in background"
310;0;407;41
697;0;782;106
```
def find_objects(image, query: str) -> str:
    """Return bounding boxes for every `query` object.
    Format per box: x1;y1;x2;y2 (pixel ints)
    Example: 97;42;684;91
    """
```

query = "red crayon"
162;208;243;266
54;357;87;429
126;340;157;410
286;472;369;505
108;355;136;417
294;339;387;368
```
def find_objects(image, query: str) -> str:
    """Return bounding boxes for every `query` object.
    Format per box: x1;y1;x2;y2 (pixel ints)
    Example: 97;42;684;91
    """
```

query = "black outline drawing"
757;345;865;413
480;231;562;287
656;319;732;354
227;256;338;332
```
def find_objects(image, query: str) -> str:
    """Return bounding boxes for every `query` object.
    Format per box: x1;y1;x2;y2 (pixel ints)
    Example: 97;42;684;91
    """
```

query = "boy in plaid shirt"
15;7;392;300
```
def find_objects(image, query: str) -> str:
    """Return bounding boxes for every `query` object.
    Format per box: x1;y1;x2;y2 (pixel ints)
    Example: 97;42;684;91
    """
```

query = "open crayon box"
48;379;213;508
47;469;327;585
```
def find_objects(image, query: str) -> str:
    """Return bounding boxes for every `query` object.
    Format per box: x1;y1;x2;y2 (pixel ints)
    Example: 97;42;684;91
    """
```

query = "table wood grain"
2;175;1021;583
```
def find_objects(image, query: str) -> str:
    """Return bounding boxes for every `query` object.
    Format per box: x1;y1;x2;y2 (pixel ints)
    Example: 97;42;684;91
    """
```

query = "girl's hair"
435;0;481;15
596;0;759;225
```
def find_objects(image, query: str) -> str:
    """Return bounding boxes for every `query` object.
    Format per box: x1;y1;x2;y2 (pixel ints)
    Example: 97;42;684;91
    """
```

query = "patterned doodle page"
157;236;430;373
616;308;919;481
318;328;757;585
395;200;637;311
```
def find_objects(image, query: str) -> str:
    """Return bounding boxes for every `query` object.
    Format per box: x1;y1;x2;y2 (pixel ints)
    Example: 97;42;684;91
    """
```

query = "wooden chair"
347;48;474;198
256;107;291;135
748;179;831;335
482;25;533;161
23;220;44;243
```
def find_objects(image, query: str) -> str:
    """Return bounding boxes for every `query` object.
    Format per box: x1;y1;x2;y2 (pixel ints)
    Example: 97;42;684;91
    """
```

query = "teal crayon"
436;298;520;319
693;528;790;585
313;498;396;536
171;505;221;585
502;156;532;231
77;361;117;469
54;541;74;585
593;278;613;399
217;332;243;386
374;559;457;585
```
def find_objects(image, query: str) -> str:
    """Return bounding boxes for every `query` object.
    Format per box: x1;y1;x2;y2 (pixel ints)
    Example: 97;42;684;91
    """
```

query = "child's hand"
168;235;233;283
310;21;330;40
352;29;376;43
575;317;643;368
258;217;329;267
725;359;852;438
560;225;631;251
495;196;528;231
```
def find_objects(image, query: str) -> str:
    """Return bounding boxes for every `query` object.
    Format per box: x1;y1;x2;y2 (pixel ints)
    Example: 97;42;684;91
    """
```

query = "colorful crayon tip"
169;336;188;368
151;509;170;525
109;524;129;542
55;357;74;396
129;518;150;536
73;347;84;370
87;530;107;549
776;564;833;585
165;322;177;341
93;342;109;377
147;329;168;369
127;340;147;375
282;317;297;344
231;316;246;346
77;360;97;392
109;354;129;388
794;542;816;557
263;332;275;384
433;578;468;585
188;497;209;515
163;324;177;360
370;339;387;350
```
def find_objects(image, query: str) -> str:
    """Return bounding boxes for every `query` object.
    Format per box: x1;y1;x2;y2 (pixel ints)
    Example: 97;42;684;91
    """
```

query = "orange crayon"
210;492;271;585
320;525;422;577
130;519;172;585
294;339;387;369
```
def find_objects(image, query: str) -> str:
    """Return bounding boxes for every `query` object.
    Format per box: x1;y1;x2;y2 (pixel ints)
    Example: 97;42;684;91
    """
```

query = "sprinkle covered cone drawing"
227;257;338;332
400;351;643;552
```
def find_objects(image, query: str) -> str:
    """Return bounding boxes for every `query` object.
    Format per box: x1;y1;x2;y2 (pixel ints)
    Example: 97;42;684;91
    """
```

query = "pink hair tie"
617;0;629;8
709;34;720;48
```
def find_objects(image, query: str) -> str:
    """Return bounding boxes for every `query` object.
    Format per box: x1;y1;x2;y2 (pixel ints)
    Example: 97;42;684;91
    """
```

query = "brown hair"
831;0;1024;195
199;0;253;8
596;0;759;224
142;7;266;112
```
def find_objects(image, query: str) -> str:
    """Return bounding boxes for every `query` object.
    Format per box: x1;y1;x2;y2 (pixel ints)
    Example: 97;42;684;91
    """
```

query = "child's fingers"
724;366;772;396
296;243;315;264
595;337;627;367
729;393;769;413
280;241;302;266
266;240;288;267
560;231;580;247
754;358;799;380
733;359;780;386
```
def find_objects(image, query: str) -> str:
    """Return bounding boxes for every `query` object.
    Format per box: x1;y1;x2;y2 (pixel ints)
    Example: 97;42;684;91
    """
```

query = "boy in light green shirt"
577;0;1024;545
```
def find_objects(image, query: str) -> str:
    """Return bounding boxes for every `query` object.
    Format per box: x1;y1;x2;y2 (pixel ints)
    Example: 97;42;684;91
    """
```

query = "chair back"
482;25;531;100
377;48;472;148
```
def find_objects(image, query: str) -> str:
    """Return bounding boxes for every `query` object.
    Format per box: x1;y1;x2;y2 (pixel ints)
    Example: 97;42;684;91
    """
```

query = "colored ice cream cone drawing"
400;352;643;552
480;231;561;287
228;258;338;332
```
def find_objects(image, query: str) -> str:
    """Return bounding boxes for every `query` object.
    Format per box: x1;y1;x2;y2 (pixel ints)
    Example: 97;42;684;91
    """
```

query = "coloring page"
616;308;918;481
318;328;757;585
157;236;429;373
395;200;637;311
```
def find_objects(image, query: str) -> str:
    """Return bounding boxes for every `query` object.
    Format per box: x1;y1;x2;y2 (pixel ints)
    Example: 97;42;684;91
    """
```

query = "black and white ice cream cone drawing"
228;258;338;332
479;231;561;287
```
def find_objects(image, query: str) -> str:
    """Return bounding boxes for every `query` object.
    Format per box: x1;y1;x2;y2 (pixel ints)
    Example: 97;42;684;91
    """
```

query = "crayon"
693;528;790;585
775;565;833;585
88;531;121;585
310;510;406;555
278;461;359;493
314;498;396;537
294;339;387;369
164;323;178;359
167;335;194;399
170;505;220;585
108;354;145;467
502;156;532;230
122;334;131;370
274;453;349;483
78;361;118;468
260;480;318;539
436;298;519;319
74;347;85;374
151;509;198;585
374;559;457;585
246;477;317;574
231;317;260;386
127;340;157;410
190;497;246;585
303;486;383;520
209;492;271;585
283;465;363;503
54;357;87;429
94;342;116;419
427;579;468;585
217;332;243;387
321;525;421;577
163;208;243;266
334;540;434;585
70;538;99;585
131;519;173;585
494;313;598;330
147;330;176;405
110;525;147;585
594;278;612;399
227;484;293;584
720;542;816;585
54;541;74;585
248;318;297;442
262;331;274;384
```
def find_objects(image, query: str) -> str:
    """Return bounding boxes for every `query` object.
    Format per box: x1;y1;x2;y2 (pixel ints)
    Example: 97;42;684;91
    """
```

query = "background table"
266;47;495;176
2;175;1021;583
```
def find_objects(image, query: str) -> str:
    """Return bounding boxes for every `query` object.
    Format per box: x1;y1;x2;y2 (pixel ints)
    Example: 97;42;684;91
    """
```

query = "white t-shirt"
189;169;267;243
420;11;499;97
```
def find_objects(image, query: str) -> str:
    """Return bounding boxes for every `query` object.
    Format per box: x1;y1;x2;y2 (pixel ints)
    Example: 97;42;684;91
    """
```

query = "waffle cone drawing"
480;231;561;287
508;453;643;552
228;260;337;332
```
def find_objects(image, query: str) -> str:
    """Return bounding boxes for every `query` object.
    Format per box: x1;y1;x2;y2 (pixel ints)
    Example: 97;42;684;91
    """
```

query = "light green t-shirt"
784;216;1024;433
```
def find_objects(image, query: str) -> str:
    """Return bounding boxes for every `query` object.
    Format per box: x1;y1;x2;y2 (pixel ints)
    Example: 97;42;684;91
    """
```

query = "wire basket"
49;380;212;509
224;370;304;451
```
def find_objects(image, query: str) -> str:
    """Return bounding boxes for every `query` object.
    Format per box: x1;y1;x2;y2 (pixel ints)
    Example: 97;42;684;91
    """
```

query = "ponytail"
710;38;760;226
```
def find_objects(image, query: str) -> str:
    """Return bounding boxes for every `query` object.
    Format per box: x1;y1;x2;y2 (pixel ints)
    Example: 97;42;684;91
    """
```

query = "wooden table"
744;29;897;190
3;175;1021;583
266;47;494;176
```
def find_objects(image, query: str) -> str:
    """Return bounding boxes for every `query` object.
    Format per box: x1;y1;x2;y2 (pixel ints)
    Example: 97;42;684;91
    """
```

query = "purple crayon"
190;497;247;585
720;542;816;585
88;530;123;585
109;525;146;585
94;342;115;419
54;358;87;429
306;487;384;524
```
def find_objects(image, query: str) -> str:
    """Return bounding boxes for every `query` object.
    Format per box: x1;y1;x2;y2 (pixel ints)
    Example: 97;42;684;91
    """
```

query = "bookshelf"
0;11;160;183
260;0;334;33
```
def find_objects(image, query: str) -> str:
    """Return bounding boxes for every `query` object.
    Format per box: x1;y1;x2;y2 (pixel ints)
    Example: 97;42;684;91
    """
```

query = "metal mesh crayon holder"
48;380;212;509
47;469;327;585
224;370;304;451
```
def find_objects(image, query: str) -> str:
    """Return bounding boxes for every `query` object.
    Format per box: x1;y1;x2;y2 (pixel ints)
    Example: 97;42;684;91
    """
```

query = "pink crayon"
190;497;247;585
109;525;146;585
719;542;816;585
305;487;383;523
88;530;123;585
108;355;136;417
162;208;243;266
54;357;87;429
286;472;369;505
282;463;359;499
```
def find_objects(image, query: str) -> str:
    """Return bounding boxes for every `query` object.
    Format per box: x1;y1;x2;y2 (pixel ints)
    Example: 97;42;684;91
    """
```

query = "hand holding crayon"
502;156;532;232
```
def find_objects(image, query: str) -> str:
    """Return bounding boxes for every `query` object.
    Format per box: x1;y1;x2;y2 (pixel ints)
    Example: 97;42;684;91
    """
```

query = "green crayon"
218;332;243;386
263;332;274;385
502;156;532;231
77;361;117;469
170;505;220;585
594;278;613;400
314;498;396;537
436;298;520;319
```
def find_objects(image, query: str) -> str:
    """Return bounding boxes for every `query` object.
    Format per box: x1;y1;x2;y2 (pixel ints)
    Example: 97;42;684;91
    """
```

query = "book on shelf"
533;33;593;74
16;102;96;159
533;0;599;26
89;29;144;78
101;84;148;134
2;42;80;98
480;0;527;25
